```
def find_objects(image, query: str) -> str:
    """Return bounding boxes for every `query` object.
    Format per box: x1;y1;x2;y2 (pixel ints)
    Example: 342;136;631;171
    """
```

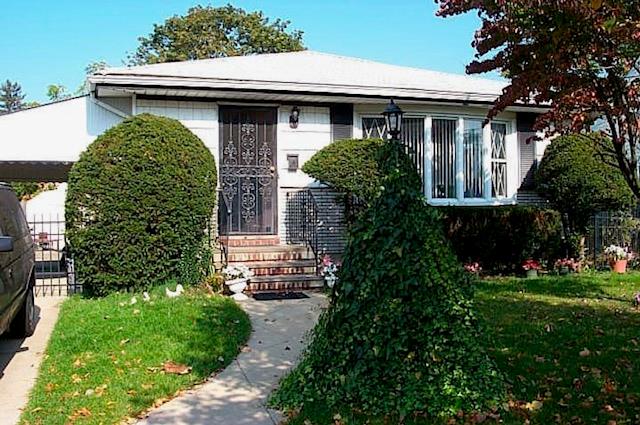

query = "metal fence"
28;215;80;297
586;207;640;268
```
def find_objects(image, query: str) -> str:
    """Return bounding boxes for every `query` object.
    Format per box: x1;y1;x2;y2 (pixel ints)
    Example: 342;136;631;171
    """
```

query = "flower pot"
526;269;538;279
612;259;628;274
325;276;337;288
225;278;249;300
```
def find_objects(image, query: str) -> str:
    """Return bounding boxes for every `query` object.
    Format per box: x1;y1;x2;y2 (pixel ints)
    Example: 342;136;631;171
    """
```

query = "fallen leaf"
162;361;192;375
526;400;543;411
579;348;591;357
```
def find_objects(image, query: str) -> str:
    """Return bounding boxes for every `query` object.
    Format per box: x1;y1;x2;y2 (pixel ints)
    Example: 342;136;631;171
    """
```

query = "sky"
0;0;493;103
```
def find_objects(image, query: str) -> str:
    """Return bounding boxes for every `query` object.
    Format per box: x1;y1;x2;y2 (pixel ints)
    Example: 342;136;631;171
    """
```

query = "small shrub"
272;142;504;419
536;133;634;242
66;114;217;296
302;138;384;201
442;206;563;273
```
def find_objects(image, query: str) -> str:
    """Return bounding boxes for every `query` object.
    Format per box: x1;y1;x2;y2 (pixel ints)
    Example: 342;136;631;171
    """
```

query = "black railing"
285;190;320;273
586;207;640;268
216;189;230;268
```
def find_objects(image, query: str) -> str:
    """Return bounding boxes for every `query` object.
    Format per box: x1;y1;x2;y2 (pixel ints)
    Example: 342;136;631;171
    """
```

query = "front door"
219;107;278;235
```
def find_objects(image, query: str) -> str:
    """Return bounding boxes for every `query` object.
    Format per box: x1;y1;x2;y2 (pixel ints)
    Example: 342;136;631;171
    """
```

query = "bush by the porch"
272;142;504;418
66;114;217;296
302;138;420;203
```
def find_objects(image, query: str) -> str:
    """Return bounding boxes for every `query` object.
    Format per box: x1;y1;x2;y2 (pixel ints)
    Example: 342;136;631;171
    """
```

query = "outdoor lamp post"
382;99;404;141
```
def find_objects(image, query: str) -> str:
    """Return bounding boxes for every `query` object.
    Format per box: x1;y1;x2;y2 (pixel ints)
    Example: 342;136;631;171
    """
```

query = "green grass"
20;287;251;425
284;272;640;424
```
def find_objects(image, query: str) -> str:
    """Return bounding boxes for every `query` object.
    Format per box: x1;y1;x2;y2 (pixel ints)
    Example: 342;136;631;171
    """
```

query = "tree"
84;60;107;76
0;80;26;113
536;133;634;256
272;142;504;420
46;84;70;101
437;1;640;197
128;4;304;65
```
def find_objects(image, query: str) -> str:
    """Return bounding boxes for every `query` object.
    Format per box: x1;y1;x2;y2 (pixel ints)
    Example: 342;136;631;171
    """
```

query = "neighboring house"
0;51;550;291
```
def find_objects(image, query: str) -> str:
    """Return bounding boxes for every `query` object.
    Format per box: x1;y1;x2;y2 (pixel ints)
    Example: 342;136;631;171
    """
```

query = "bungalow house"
0;51;549;291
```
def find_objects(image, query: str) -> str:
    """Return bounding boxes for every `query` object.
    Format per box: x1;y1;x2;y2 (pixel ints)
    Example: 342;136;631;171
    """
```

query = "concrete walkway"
0;296;64;425
138;292;327;425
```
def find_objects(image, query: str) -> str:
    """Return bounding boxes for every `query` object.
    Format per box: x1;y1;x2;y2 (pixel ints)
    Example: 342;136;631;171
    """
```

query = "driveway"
0;296;63;425
138;292;328;425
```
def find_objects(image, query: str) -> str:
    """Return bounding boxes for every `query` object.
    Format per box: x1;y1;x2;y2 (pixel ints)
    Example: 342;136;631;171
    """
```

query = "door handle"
269;166;276;172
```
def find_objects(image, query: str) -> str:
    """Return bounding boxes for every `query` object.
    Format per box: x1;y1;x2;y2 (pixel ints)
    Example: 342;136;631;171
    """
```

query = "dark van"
0;183;36;337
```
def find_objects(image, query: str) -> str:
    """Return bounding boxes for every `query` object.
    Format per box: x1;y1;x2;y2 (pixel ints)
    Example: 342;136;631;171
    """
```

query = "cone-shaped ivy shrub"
272;142;504;419
66;114;217;296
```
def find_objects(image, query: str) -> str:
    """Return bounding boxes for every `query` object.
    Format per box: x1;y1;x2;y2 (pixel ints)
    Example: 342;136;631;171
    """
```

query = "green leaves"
128;5;304;65
66;114;217;296
536;133;634;238
272;143;504;419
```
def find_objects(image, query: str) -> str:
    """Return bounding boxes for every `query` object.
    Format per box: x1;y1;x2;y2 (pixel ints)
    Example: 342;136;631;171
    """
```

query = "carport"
0;95;124;183
0;161;73;183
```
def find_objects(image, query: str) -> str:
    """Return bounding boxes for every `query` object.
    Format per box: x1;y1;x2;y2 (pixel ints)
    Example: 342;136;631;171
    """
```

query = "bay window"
360;114;515;205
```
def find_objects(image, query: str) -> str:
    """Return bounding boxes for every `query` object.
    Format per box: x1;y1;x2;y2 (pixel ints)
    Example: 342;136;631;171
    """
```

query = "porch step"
220;235;280;247
246;274;324;293
225;245;313;262
245;259;317;276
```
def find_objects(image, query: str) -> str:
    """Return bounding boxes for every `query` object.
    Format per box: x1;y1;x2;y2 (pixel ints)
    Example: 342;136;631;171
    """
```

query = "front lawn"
20;287;250;425
285;272;640;424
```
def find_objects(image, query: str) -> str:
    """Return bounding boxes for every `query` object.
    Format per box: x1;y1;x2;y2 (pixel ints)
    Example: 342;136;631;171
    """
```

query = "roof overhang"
94;81;549;114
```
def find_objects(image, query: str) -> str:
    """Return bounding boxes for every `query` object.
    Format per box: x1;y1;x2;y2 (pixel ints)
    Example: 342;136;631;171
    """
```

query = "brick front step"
245;259;317;276
225;244;314;263
247;274;324;293
220;236;280;247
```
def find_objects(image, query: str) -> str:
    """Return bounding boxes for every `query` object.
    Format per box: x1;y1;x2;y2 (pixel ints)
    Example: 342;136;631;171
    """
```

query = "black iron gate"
28;216;79;296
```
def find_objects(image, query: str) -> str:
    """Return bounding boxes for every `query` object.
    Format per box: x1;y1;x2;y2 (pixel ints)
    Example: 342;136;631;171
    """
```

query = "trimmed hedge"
273;142;505;418
66;114;217;296
536;133;634;232
442;206;564;273
302;138;383;201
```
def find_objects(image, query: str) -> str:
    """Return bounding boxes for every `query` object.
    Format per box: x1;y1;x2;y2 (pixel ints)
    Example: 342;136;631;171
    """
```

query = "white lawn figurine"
165;284;185;298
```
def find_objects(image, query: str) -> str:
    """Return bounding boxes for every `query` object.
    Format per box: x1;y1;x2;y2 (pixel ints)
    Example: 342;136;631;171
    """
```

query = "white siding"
276;105;331;239
0;96;123;162
135;99;219;157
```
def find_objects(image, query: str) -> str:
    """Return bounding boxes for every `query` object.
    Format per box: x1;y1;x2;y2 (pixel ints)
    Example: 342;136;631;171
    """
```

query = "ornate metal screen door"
219;107;278;234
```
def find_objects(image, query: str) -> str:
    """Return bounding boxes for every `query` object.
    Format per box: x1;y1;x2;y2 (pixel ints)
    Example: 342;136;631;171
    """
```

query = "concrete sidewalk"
138;292;327;425
0;296;64;425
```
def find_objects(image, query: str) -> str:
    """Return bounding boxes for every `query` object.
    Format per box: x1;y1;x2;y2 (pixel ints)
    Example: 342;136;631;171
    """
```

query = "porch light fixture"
382;99;403;140
289;106;300;129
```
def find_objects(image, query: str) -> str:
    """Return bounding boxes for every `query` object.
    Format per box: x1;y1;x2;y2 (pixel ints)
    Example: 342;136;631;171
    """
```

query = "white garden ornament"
223;264;254;301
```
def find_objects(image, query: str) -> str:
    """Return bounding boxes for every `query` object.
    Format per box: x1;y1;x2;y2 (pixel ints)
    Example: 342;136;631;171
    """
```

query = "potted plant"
321;255;339;288
464;262;482;275
522;259;541;278
604;244;631;274
554;258;580;275
222;264;254;300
